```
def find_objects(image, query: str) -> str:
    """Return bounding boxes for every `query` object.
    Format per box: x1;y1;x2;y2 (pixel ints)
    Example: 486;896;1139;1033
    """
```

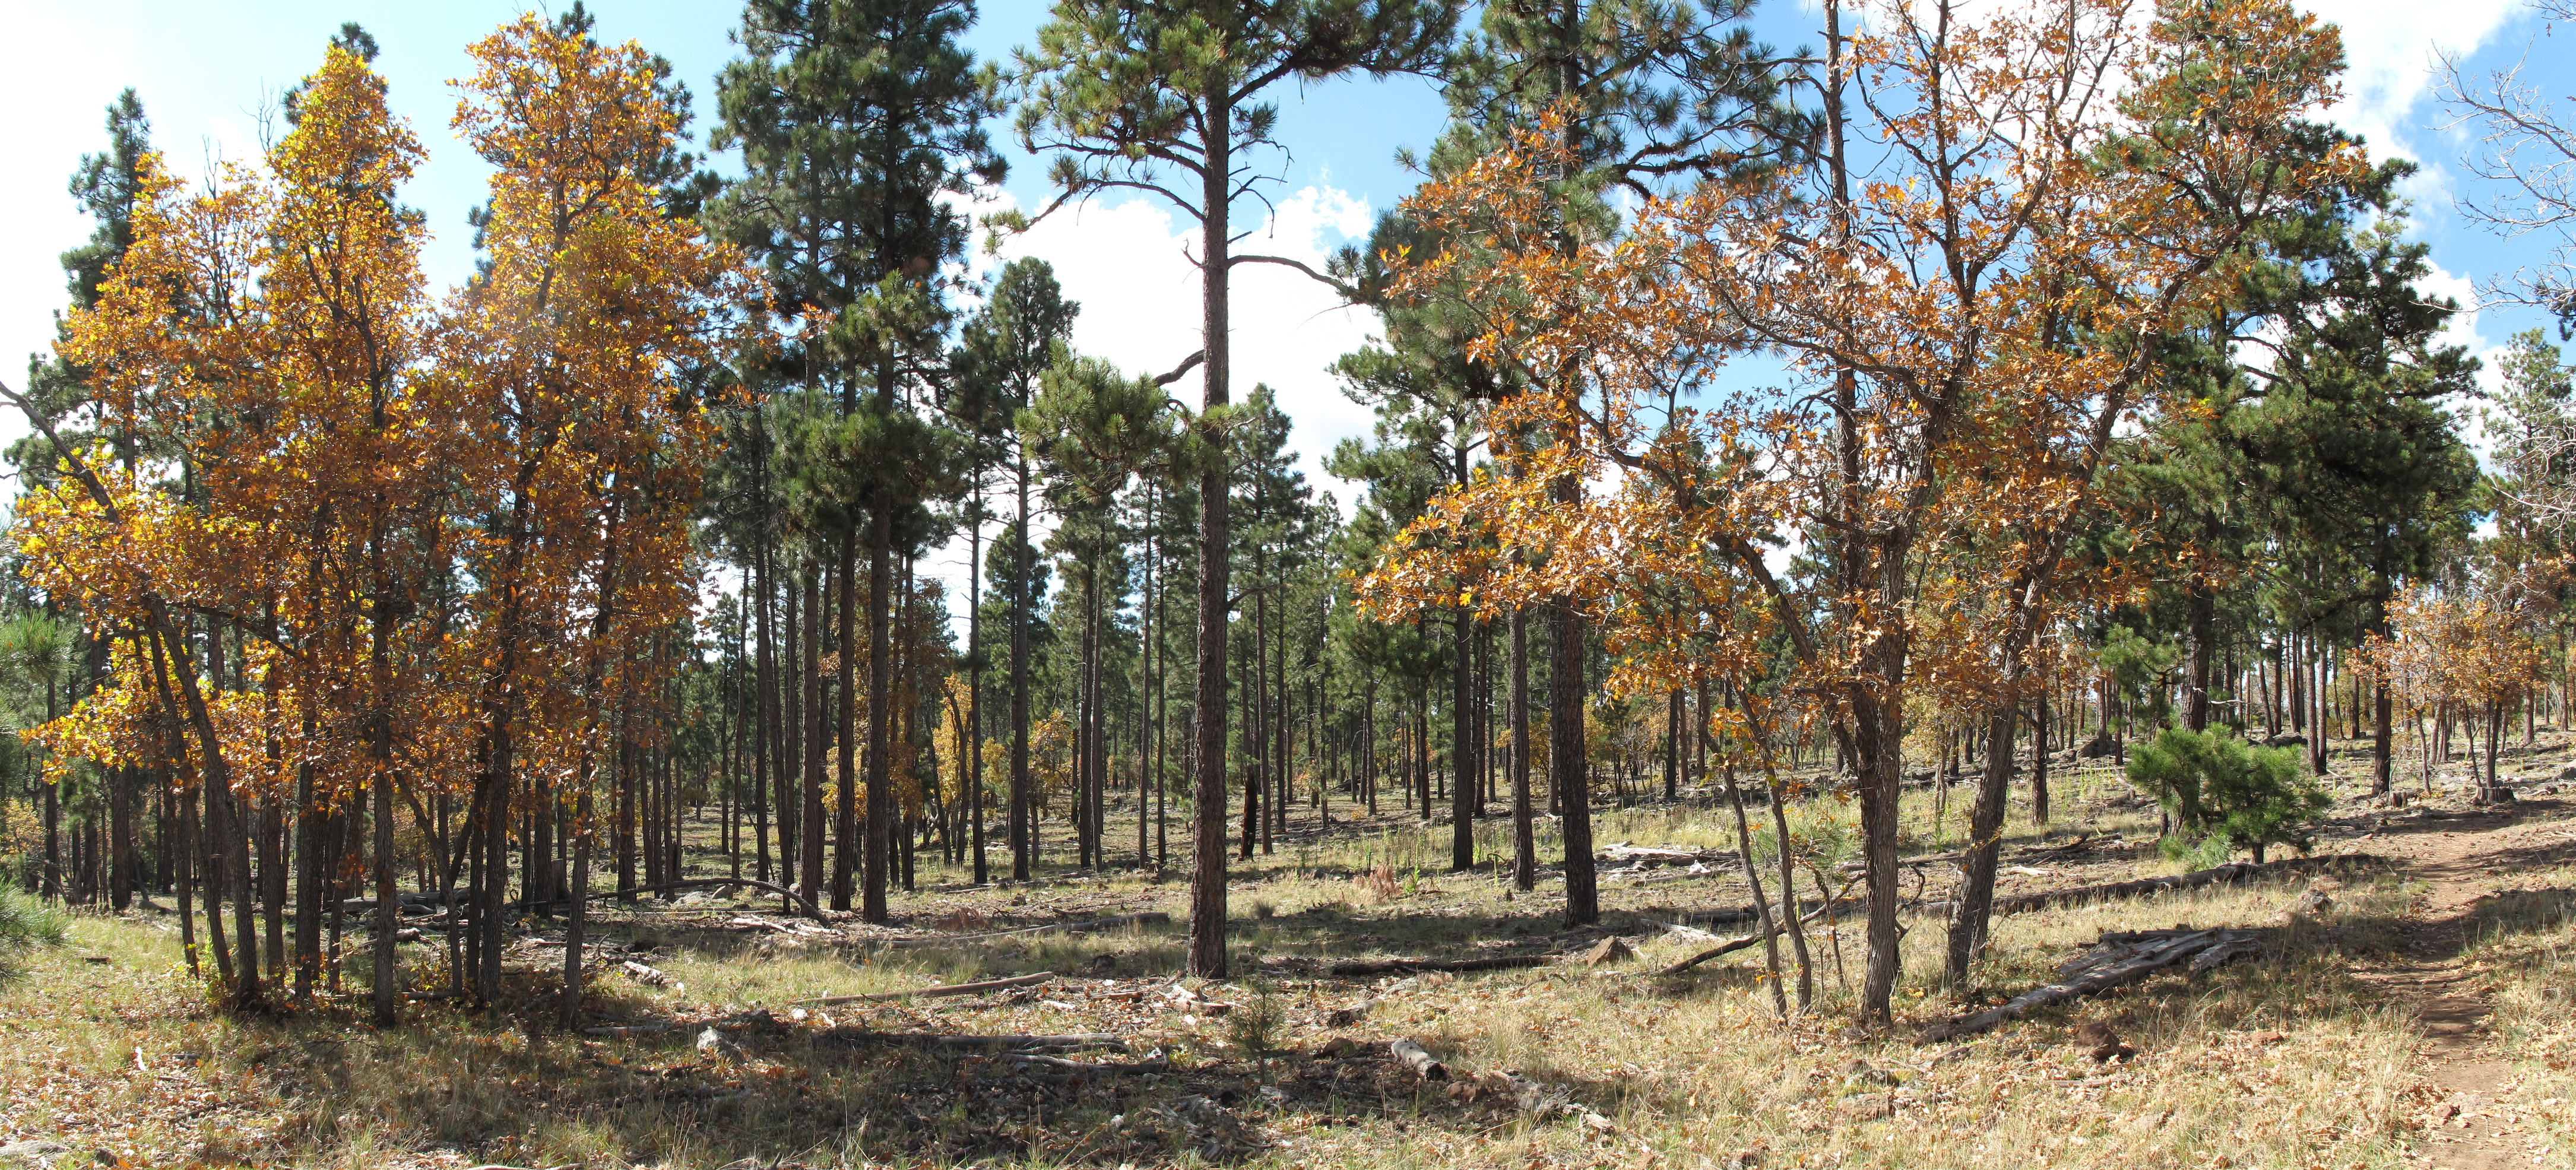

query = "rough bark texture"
1918;927;2263;1043
1946;703;2018;981
1509;606;1535;891
1553;597;1595;927
1186;90;1234;978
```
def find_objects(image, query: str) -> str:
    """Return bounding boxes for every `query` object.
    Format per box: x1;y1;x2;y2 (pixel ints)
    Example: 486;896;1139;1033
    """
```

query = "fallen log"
620;960;673;987
1658;900;1840;975
2010;834;2122;860
1679;896;1867;929
1916;927;2263;1044
1599;844;1728;865
815;1030;1130;1052
886;911;1171;949
525;877;825;921
803;971;1057;1005
1918;855;2376;920
1390;1038;1448;1080
1004;1053;1170;1075
1327;954;1552;976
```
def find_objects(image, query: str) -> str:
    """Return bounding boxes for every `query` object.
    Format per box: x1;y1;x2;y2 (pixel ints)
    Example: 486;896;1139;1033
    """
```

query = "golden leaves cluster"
1355;0;2362;751
17;20;760;832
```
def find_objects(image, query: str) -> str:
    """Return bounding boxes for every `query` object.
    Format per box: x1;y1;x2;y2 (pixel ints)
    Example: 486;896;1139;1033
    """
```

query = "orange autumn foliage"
1354;0;2368;1017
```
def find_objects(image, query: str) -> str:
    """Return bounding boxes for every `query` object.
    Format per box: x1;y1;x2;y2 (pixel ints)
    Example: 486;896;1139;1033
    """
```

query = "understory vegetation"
9;0;2576;1165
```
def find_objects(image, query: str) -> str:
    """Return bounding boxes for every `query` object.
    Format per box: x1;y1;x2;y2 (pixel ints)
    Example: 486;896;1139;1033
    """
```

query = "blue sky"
3;0;2571;560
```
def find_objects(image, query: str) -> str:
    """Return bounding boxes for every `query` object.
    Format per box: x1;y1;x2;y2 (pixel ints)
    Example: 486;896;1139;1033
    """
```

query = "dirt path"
2344;794;2573;1170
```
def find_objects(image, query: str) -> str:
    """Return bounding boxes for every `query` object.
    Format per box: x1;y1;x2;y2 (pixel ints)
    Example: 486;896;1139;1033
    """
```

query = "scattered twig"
1005;1053;1171;1075
1327;955;1552;976
887;911;1171;948
802;971;1058;1005
524;877;824;920
815;1030;1132;1052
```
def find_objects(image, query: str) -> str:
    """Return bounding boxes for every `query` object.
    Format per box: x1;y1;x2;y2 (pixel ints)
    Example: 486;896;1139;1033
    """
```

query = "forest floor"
1;734;2572;1169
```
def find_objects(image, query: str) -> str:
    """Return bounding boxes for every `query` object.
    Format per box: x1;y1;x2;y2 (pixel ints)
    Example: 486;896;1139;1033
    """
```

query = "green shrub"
0;886;68;982
2125;728;2331;864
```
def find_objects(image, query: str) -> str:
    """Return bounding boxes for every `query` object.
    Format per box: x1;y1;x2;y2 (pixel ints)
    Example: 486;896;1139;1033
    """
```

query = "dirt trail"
2344;794;2572;1170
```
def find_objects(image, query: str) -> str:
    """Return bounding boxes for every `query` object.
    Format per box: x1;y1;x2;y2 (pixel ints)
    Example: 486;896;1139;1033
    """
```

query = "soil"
2344;788;2575;1169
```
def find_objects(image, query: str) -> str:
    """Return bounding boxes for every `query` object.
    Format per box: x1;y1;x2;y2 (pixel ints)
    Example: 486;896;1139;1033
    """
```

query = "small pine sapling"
2126;730;2333;864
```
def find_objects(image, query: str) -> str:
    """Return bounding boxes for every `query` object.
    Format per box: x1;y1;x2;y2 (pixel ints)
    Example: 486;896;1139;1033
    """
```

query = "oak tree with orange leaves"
1358;0;2368;1020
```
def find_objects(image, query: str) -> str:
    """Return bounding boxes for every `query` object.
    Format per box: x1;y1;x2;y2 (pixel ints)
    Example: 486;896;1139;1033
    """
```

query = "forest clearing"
3;733;2572;1169
9;0;2576;1165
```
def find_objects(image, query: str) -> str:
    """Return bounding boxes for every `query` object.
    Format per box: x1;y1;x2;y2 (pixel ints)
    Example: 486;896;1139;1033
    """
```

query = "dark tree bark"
1510;605;1534;890
1187;90;1235;977
1552;597;1595;927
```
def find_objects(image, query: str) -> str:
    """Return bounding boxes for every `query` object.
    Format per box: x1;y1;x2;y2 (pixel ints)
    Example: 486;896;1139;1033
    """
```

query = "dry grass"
2464;864;2576;1166
0;748;2463;1168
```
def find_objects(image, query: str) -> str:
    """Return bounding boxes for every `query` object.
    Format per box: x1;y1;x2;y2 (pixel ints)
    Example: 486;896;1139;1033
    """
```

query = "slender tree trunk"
1012;455;1034;882
1510;605;1534;890
804;567;828;903
1946;703;2020;982
842;528;862;914
1553;595;1595;927
755;532;773;886
1187;86;1236;978
1719;753;1787;1016
1452;604;1475;870
560;777;595;1027
2374;681;2394;796
968;496;988;885
1763;760;1815;1010
294;758;319;998
2031;689;2051;825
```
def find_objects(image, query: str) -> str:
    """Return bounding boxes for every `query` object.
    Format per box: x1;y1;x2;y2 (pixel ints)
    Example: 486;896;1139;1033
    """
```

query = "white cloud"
2300;0;2521;176
973;183;1383;510
921;183;1384;632
2412;258;2515;466
0;4;124;424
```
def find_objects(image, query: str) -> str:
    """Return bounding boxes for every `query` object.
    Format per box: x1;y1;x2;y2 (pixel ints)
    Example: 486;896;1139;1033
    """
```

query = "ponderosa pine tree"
951;258;1078;881
1012;0;1457;975
715;0;1002;922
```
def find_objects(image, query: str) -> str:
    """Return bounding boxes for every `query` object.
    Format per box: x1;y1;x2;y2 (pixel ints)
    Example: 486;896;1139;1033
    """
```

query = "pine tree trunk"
803;567;828;905
842;525;863;915
755;531;775;887
1187;87;1235;978
1452;604;1475;870
1012;456;1034;882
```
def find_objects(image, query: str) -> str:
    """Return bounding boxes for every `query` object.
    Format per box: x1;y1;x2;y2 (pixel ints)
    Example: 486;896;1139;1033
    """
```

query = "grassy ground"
2464;851;2576;1165
0;734;2559;1168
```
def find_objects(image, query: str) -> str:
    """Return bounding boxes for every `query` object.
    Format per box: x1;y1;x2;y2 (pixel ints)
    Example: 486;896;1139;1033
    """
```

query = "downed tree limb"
815;1030;1129;1052
619;960;673;987
886;911;1171;949
1680;895;1867;929
1916;927;2264;1044
803;971;1057;1005
525;877;825;921
1327;954;1552;976
1918;855;2377;920
1658;899;1841;975
1003;1053;1171;1075
1390;1038;1448;1080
